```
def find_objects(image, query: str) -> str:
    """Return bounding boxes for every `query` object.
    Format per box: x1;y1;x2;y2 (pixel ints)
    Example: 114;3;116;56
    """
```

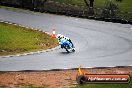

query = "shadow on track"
59;51;75;55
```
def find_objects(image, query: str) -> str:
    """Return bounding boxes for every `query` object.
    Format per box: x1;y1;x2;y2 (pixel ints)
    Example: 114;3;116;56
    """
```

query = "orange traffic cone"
52;29;56;38
78;66;86;75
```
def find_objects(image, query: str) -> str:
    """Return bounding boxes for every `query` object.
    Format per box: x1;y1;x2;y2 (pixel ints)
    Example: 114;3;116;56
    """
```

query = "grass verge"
0;83;48;88
0;22;58;56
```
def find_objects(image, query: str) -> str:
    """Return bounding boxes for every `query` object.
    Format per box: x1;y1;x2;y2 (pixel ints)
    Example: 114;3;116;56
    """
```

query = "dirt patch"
0;67;132;88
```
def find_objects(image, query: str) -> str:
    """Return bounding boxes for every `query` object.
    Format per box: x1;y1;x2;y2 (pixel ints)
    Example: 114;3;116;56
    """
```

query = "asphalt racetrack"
0;8;132;71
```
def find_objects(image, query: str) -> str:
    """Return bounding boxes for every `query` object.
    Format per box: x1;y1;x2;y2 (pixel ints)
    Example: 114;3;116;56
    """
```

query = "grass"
0;85;7;88
16;83;49;88
52;0;85;6
52;0;132;12
0;5;35;13
0;5;20;10
0;83;48;88
76;77;132;88
0;22;58;56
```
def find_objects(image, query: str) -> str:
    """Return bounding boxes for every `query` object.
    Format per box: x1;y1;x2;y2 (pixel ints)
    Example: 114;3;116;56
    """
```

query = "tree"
102;0;118;19
83;0;94;7
89;0;94;7
116;0;122;2
44;0;47;3
83;0;89;7
83;0;94;16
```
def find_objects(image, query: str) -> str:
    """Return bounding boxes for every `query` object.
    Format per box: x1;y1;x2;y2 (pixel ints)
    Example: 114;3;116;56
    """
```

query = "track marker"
52;27;56;38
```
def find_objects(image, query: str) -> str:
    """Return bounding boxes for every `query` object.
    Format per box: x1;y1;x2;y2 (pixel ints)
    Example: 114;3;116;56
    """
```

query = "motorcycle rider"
57;34;74;48
57;34;64;43
64;36;74;48
57;34;65;48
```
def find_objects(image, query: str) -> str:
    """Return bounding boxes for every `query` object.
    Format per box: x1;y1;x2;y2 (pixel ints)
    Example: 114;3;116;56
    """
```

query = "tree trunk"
31;0;34;10
116;0;122;2
44;0;47;3
83;0;89;7
20;0;24;8
89;0;94;7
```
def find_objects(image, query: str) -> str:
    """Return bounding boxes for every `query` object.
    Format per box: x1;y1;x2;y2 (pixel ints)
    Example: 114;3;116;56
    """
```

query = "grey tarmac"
0;8;132;71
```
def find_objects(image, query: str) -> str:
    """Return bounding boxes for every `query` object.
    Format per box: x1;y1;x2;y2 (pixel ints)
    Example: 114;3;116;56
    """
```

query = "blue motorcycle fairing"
59;39;72;48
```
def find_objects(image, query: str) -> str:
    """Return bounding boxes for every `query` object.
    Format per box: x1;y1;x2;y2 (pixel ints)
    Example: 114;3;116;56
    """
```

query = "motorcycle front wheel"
72;49;75;52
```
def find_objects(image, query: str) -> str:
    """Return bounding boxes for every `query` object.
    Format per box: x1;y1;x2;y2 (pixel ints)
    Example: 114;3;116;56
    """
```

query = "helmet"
57;34;62;39
60;35;64;39
65;37;69;40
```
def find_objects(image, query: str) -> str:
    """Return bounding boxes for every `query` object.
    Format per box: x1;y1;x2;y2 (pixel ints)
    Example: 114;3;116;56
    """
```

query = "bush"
102;0;118;19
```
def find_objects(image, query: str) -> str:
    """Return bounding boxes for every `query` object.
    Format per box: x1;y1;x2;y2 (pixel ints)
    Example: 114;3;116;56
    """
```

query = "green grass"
52;0;132;12
0;5;35;13
0;5;20;10
0;83;48;88
52;0;85;6
76;77;132;88
16;83;49;88
0;85;7;88
0;22;58;56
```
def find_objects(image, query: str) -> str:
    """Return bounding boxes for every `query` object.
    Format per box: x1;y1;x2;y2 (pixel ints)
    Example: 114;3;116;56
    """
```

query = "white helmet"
60;35;64;39
65;37;70;40
57;34;62;38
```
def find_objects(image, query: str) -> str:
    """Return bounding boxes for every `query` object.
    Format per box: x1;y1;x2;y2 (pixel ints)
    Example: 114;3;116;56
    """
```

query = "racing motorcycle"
60;40;75;53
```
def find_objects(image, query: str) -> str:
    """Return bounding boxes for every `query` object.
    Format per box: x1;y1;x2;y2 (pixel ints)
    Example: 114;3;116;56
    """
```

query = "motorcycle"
60;40;75;53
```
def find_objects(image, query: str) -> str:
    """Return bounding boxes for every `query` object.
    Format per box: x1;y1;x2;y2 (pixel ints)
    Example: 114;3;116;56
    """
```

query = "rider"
64;36;74;48
57;34;64;43
57;34;74;48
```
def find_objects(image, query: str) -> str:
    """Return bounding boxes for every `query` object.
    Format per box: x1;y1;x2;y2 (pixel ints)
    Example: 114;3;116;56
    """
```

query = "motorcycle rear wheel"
66;48;70;53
